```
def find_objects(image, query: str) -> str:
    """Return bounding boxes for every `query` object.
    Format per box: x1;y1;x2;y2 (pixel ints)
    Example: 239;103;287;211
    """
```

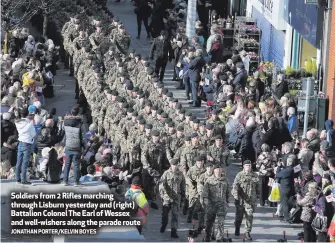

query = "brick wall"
327;0;335;119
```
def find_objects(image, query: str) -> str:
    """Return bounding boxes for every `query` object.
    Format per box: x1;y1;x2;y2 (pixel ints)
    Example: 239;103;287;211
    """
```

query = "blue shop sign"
284;0;320;48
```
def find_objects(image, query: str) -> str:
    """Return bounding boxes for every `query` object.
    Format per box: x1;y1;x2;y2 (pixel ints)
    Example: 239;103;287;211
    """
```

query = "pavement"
106;1;303;242
107;0;207;120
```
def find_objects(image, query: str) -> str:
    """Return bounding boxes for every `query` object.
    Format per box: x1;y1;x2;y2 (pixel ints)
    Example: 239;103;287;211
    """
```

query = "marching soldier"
159;158;185;238
202;165;230;242
232;160;259;240
207;135;230;170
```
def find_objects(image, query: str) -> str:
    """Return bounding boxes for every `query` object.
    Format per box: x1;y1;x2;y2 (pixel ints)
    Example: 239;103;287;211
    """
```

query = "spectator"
298;139;314;172
307;129;320;153
253;71;264;100
62;106;85;186
15;108;36;184
239;118;256;164
276;155;295;223
80;165;98;182
274;74;289;99
1;112;17;145
296;182;318;242
188;49;205;107
85;123;97;144
233;62;247;91
279;96;289;120
231;49;242;65
1;135;18;177
43;147;62;183
287;107;298;136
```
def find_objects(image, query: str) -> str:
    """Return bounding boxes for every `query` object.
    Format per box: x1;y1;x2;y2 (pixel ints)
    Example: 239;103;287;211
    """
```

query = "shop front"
250;0;287;68
284;0;323;69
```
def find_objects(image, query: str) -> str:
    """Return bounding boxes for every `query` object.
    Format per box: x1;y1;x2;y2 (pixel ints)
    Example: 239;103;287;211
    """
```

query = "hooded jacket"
1;120;17;144
15;118;36;144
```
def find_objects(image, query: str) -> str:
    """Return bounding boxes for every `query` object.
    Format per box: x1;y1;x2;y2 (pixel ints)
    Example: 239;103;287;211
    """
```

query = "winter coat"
276;166;295;195
296;191;318;222
233;69;248;90
1;146;17;167
308;137;320;153
1;120;17;144
45;148;62;183
35;127;58;155
314;185;334;227
274;81;289;99
188;56;206;81
239;125;256;162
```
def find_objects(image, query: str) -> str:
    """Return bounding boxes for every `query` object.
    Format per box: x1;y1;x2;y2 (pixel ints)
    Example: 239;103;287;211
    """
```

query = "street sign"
305;0;318;4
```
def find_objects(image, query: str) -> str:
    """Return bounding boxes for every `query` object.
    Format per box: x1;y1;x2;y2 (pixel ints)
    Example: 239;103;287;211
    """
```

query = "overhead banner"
284;0;323;48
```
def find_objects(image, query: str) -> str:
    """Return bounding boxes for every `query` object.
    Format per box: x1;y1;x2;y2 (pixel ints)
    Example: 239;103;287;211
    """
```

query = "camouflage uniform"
207;144;230;169
179;144;206;175
159;167;185;231
141;140;167;202
232;171;259;234
186;165;206;223
203;174;230;241
166;133;184;161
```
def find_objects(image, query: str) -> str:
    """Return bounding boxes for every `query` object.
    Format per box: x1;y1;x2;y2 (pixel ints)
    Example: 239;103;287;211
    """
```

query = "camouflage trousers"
206;204;227;241
162;201;179;230
234;202;255;233
187;197;205;229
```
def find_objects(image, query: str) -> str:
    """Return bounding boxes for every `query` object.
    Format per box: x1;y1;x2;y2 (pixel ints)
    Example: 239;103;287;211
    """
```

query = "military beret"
134;52;141;57
139;94;145;98
190;116;195;122
118;62;124;67
122;103;129;109
87;55;94;60
173;98;178;103
206;124;214;130
169;97;174;102
243;160;251;165
96;22;103;28
144;62;150;67
170;159;178;165
157;109;164;115
142;56;149;61
113;17;119;22
132;111;138;116
157;82;164;88
89;51;96;55
205;161;213;167
162;88;169;95
193;119;200;124
168;122;175;128
185;135;191;141
195;155;204;161
130;48;135;53
111;90;118;96
74;14;81;19
212;109;221;115
180;108;186;114
98;73;104;78
94;15;101;20
139;119;146;125
215;135;223;140
200;121;206;126
103;86;110;91
106;89;112;94
152;130;160;137
185;111;192;116
116;96;122;102
177;126;184;132
145;101;152;107
126;83;134;90
127;107;134;113
147;67;154;75
145;124;153;129
152;105;158;111
213;164;221;169
85;46;91;53
133;87;139;92
165;118;172;124
137;115;144;120
115;56;121;62
176;103;182;110
167;92;173;98
191;133;198;138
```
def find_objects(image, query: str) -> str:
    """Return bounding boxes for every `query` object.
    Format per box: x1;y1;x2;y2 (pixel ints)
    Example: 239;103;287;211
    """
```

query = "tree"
1;0;38;53
34;0;61;37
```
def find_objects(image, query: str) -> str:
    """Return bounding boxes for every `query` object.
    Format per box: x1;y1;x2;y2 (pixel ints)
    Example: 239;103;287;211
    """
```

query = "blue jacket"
287;115;299;134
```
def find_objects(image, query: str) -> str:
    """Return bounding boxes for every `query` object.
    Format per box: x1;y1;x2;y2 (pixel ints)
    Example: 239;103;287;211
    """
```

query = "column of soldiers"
60;3;259;242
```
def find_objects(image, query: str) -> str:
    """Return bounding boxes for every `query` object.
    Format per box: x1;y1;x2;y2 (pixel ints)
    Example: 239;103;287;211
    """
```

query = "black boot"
160;225;166;233
235;227;240;236
150;202;158;209
136;28;141;39
245;232;252;240
205;235;211;242
171;229;179;238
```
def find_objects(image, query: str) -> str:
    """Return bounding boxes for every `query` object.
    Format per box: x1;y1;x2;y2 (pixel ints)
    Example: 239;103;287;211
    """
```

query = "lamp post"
186;0;197;41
